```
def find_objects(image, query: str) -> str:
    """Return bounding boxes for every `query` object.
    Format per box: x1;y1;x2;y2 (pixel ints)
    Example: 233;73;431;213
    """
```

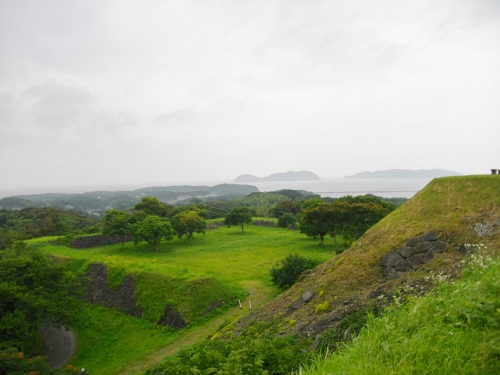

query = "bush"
277;213;296;228
270;253;318;289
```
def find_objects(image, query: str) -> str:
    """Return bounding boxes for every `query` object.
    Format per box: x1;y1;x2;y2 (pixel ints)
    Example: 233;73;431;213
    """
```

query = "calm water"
244;178;434;199
0;178;433;199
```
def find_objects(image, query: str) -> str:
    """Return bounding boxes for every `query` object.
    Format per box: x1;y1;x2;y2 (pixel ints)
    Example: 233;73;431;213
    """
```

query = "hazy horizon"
1;1;499;193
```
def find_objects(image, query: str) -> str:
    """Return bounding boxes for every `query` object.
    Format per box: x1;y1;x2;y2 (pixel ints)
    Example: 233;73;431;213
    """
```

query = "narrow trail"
118;280;275;375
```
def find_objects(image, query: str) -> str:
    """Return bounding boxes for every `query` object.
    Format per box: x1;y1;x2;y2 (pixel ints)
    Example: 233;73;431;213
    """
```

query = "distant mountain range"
233;171;321;183
345;169;462;179
0;184;259;212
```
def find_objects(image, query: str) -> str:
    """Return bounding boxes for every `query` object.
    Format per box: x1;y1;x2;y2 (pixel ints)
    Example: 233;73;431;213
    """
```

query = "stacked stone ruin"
381;231;448;279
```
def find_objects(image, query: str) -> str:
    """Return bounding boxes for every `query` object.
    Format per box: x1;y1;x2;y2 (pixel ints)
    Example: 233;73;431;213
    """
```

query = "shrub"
270;253;318;289
315;301;329;314
277;213;296;228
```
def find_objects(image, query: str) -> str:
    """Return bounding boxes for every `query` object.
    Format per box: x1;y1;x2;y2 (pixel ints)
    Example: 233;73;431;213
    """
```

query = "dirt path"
118;280;275;375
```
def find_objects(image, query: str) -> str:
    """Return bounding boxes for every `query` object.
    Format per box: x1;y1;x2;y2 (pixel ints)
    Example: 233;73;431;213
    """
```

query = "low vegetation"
270;253;319;289
300;249;500;374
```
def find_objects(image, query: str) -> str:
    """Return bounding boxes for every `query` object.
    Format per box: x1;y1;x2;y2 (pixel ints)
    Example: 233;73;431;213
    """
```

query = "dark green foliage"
133;196;170;217
146;326;311;375
102;209;132;249
224;207;255;232
269;200;299;220
270;253;318;289
132;215;174;251
0;348;51;375
0;207;100;240
277;213;296;228
0;246;80;354
170;211;206;242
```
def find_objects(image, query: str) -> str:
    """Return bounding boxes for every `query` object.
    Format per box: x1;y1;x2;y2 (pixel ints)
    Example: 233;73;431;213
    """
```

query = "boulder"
302;290;315;302
406;237;421;247
399;246;415;258
416;241;432;253
420;231;439;241
407;254;423;269
433;240;448;253
381;251;403;267
395;260;412;272
422;249;436;264
291;299;305;310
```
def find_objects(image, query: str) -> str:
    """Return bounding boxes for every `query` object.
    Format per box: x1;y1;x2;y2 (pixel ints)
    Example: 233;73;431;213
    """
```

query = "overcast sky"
1;0;499;195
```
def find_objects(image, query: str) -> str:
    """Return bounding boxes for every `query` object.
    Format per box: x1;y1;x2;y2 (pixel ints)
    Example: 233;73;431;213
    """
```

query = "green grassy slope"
32;223;339;374
300;249;500;374
236;175;500;336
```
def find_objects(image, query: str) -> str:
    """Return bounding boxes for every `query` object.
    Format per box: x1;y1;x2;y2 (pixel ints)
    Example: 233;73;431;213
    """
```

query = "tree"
277;213;296;228
170;211;206;242
132;215;174;251
0;245;80;354
102;209;132;249
224;207;254;233
338;202;391;244
268;200;299;219
299;203;348;247
133;196;168;217
270;254;318;289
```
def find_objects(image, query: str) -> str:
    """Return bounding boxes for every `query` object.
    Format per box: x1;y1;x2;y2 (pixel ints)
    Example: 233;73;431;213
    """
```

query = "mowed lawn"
33;223;339;286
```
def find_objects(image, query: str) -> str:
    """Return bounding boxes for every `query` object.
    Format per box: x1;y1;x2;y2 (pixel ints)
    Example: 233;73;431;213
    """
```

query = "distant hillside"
234;170;320;183
345;168;462;179
0;184;258;213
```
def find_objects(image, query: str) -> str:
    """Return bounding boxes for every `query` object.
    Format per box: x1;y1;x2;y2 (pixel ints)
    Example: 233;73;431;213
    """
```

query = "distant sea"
0;178;434;200
243;178;434;199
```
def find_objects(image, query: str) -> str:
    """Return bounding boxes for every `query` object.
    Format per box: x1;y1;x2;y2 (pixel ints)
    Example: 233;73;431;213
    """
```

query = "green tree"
299;203;348;247
102;209;132;249
170;211;206;242
0;245;80;354
339;201;391;244
224;207;254;233
269;200;299;219
133;196;169;217
277;213;296;228
270;253;318;289
132;215;174;252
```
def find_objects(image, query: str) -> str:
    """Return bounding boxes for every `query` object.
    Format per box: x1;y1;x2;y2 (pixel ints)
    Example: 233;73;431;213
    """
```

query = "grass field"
30;222;342;374
32;223;339;285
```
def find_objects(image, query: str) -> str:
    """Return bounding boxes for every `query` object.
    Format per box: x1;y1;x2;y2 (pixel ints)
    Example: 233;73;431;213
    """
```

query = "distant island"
233;170;321;183
345;169;462;179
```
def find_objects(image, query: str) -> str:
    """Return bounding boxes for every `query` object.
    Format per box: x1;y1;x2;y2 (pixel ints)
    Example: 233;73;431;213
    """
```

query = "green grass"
299;249;500;375
33;224;337;285
68;304;182;375
30;224;339;375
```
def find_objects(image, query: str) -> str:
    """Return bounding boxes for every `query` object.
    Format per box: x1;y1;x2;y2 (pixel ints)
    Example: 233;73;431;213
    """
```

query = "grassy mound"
300;249;500;374
237;175;500;336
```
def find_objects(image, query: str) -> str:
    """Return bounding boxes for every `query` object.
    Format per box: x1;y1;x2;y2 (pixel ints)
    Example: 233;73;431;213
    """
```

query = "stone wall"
70;234;133;249
84;263;144;317
381;230;449;279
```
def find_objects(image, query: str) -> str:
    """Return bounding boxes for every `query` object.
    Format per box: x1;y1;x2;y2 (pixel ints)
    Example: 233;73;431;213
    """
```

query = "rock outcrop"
84;263;144;317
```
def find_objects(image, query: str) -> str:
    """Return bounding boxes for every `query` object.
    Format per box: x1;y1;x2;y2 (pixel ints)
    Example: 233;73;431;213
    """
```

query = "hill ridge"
233;170;320;182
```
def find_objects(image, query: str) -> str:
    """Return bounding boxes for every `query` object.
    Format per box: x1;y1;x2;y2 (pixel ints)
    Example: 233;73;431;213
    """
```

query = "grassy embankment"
300;248;500;374
31;220;341;374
